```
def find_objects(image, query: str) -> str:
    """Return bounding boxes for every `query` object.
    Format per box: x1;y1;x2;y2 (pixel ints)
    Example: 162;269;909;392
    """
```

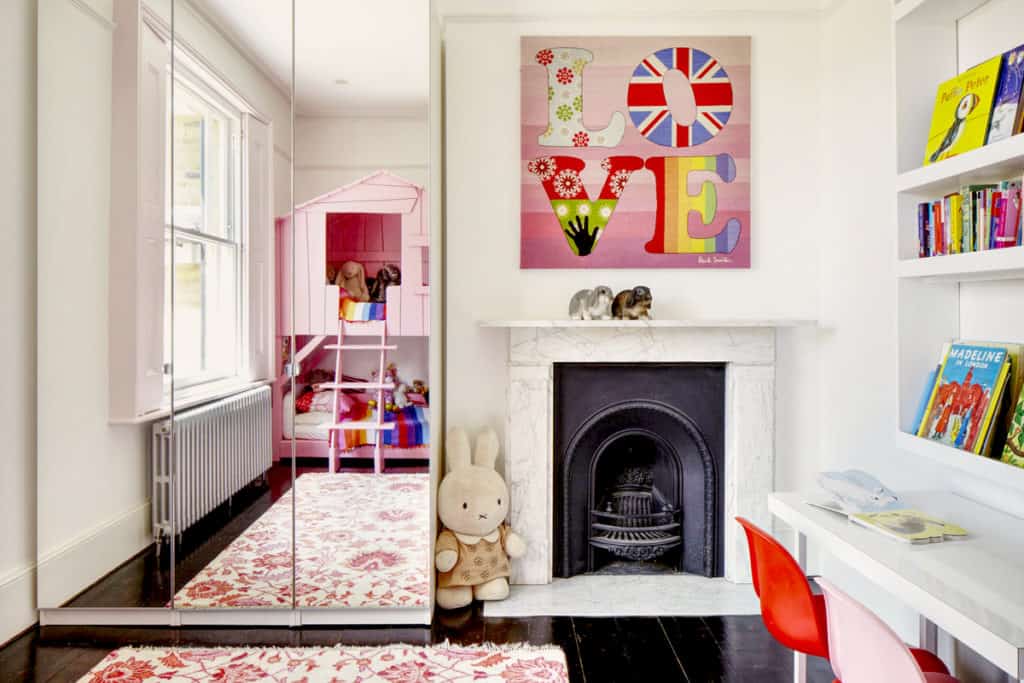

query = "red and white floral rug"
81;644;569;682
174;473;430;608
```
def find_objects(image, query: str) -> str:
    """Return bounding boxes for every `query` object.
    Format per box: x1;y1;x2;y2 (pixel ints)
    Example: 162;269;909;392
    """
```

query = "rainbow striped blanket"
341;404;430;450
339;297;386;322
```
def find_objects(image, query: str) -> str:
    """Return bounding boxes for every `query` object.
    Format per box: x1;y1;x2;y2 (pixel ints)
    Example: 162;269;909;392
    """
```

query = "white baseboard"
0;563;37;645
39;606;433;627
37;501;151;608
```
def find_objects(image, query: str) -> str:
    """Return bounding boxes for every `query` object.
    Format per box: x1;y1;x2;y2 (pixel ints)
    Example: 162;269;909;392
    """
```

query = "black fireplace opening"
554;363;725;578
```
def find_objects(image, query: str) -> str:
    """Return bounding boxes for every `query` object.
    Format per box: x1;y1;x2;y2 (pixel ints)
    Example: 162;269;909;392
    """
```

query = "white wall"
294;116;428;204
36;0;152;609
0;0;38;646
36;0;292;608
440;8;824;495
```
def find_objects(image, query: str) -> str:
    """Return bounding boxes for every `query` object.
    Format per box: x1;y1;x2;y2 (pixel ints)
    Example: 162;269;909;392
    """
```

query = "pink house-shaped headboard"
276;171;428;337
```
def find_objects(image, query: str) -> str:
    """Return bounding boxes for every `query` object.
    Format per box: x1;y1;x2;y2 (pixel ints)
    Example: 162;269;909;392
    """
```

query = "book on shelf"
924;55;1003;166
987;44;1024;145
916;179;1022;257
996;180;1022;248
915;342;1011;454
1001;386;1024;469
972;341;1024;439
912;361;942;434
804;470;968;544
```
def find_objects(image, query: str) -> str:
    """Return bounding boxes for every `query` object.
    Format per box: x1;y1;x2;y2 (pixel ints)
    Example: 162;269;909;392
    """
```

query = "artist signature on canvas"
698;255;733;265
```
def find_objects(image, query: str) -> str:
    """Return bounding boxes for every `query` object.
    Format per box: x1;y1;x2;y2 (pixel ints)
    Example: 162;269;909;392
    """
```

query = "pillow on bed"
312;390;355;415
295;388;356;416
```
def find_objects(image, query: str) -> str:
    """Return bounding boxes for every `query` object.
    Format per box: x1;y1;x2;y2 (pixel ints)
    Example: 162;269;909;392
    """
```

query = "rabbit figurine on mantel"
568;286;614;320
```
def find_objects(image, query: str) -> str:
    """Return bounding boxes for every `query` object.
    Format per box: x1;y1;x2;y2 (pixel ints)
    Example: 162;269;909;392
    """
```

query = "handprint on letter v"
563;215;601;256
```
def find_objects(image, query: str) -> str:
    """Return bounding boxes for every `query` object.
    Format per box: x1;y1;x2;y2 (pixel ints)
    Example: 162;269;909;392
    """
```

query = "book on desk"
805;469;968;544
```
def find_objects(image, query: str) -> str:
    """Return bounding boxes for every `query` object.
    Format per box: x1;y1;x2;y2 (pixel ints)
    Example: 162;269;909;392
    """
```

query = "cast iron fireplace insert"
553;362;725;578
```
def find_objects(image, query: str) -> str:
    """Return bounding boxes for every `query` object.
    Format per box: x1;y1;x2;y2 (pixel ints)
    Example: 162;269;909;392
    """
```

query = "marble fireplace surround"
481;319;815;585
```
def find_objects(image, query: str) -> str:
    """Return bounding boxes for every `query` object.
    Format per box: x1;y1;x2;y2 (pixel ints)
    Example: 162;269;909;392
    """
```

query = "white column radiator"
151;385;272;542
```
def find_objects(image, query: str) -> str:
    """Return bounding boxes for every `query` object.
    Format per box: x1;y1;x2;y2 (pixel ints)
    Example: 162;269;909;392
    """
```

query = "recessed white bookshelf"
897;247;1024;281
895;432;1024;490
893;0;1024;492
896;134;1024;196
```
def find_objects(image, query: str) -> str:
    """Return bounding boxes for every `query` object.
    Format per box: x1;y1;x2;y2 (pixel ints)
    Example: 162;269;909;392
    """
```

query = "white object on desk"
770;490;1024;682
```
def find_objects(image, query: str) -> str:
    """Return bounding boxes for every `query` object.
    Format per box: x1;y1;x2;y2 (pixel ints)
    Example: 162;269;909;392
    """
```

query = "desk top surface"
770;491;1024;649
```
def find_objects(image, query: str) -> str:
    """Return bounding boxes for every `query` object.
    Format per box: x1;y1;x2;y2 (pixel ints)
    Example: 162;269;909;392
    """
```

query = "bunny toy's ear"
473;428;500;470
446;427;472;473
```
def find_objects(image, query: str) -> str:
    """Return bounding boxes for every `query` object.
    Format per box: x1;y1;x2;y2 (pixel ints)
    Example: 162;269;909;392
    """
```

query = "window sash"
165;232;242;390
164;54;246;395
167;71;242;241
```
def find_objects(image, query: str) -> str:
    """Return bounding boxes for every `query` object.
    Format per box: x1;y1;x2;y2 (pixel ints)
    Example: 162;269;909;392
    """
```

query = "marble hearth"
481;319;813;584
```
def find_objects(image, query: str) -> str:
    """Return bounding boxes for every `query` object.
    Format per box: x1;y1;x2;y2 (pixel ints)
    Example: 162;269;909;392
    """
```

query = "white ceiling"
193;0;429;117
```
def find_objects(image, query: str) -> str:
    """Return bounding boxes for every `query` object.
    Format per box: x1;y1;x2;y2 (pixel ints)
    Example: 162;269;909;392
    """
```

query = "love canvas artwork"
521;36;751;269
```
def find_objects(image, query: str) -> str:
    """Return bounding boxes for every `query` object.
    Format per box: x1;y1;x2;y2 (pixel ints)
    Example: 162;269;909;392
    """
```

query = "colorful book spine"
996;181;1021;247
914;180;1022;258
990;192;1004;249
918;203;929;257
951;193;963;254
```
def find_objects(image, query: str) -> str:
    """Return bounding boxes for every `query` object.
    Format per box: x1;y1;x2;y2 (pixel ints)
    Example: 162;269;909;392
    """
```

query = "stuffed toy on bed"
336;260;370;302
435;427;526;610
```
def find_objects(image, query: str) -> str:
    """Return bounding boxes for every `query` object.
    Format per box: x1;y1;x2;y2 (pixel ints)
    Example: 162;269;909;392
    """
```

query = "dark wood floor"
27;462;836;681
1;606;836;682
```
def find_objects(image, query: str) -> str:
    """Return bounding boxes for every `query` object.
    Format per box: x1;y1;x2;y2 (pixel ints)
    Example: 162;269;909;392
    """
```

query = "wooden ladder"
321;319;397;474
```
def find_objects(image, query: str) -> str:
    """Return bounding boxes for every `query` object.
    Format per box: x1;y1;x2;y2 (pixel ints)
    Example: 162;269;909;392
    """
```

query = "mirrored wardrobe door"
36;0;173;610
292;0;432;614
168;0;294;610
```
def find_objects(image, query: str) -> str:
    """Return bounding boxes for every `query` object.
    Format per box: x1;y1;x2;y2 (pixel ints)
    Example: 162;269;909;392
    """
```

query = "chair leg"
919;616;938;653
793;529;808;683
793;652;807;683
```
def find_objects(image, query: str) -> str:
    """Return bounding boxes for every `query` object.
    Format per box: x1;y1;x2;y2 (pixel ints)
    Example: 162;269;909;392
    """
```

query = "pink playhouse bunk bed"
274;171;429;473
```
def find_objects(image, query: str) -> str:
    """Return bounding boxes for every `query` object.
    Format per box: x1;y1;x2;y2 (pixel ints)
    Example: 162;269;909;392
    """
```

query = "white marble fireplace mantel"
481;319;815;585
479;318;817;329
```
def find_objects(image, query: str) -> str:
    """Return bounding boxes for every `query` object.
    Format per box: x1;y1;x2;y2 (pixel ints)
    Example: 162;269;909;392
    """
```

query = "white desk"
770;491;1024;682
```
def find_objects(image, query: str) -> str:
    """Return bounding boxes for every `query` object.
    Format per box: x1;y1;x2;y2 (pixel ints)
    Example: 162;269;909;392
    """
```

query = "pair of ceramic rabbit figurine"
435;427;527;610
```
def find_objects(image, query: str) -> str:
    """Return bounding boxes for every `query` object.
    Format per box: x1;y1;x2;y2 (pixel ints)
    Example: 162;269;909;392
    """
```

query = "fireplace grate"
589;467;681;562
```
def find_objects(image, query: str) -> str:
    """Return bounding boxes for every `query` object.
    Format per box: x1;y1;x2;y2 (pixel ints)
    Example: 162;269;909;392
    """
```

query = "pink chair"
816;578;959;683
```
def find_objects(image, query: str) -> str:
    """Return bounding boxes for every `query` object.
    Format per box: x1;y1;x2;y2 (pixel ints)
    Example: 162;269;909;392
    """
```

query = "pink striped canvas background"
521;36;751;269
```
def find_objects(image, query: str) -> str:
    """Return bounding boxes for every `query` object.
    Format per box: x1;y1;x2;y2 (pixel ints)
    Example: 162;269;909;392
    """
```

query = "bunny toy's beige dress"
435;525;512;589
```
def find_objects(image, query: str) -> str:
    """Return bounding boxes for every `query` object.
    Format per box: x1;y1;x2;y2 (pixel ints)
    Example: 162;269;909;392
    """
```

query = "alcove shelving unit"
894;0;1024;491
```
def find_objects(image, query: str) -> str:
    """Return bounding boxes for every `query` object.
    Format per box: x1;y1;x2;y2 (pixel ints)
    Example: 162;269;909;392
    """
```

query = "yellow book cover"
950;194;962;254
963;340;1024;438
851;510;967;544
924;56;1002;166
973;358;1011;454
916;343;1009;454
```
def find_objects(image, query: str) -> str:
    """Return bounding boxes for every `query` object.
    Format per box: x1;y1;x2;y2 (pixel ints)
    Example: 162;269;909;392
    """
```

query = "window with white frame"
108;13;274;420
164;66;243;391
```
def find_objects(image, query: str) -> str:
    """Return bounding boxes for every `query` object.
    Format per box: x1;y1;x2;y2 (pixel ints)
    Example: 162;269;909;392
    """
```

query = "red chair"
735;517;949;681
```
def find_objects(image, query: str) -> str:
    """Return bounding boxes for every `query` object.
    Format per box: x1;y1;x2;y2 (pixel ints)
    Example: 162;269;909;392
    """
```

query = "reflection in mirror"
288;0;431;610
164;0;294;609
36;0;174;609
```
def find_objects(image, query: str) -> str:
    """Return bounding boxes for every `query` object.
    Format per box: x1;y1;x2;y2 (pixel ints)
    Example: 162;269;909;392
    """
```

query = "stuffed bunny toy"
368;263;402;303
336;260;370;302
435;427;527;610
